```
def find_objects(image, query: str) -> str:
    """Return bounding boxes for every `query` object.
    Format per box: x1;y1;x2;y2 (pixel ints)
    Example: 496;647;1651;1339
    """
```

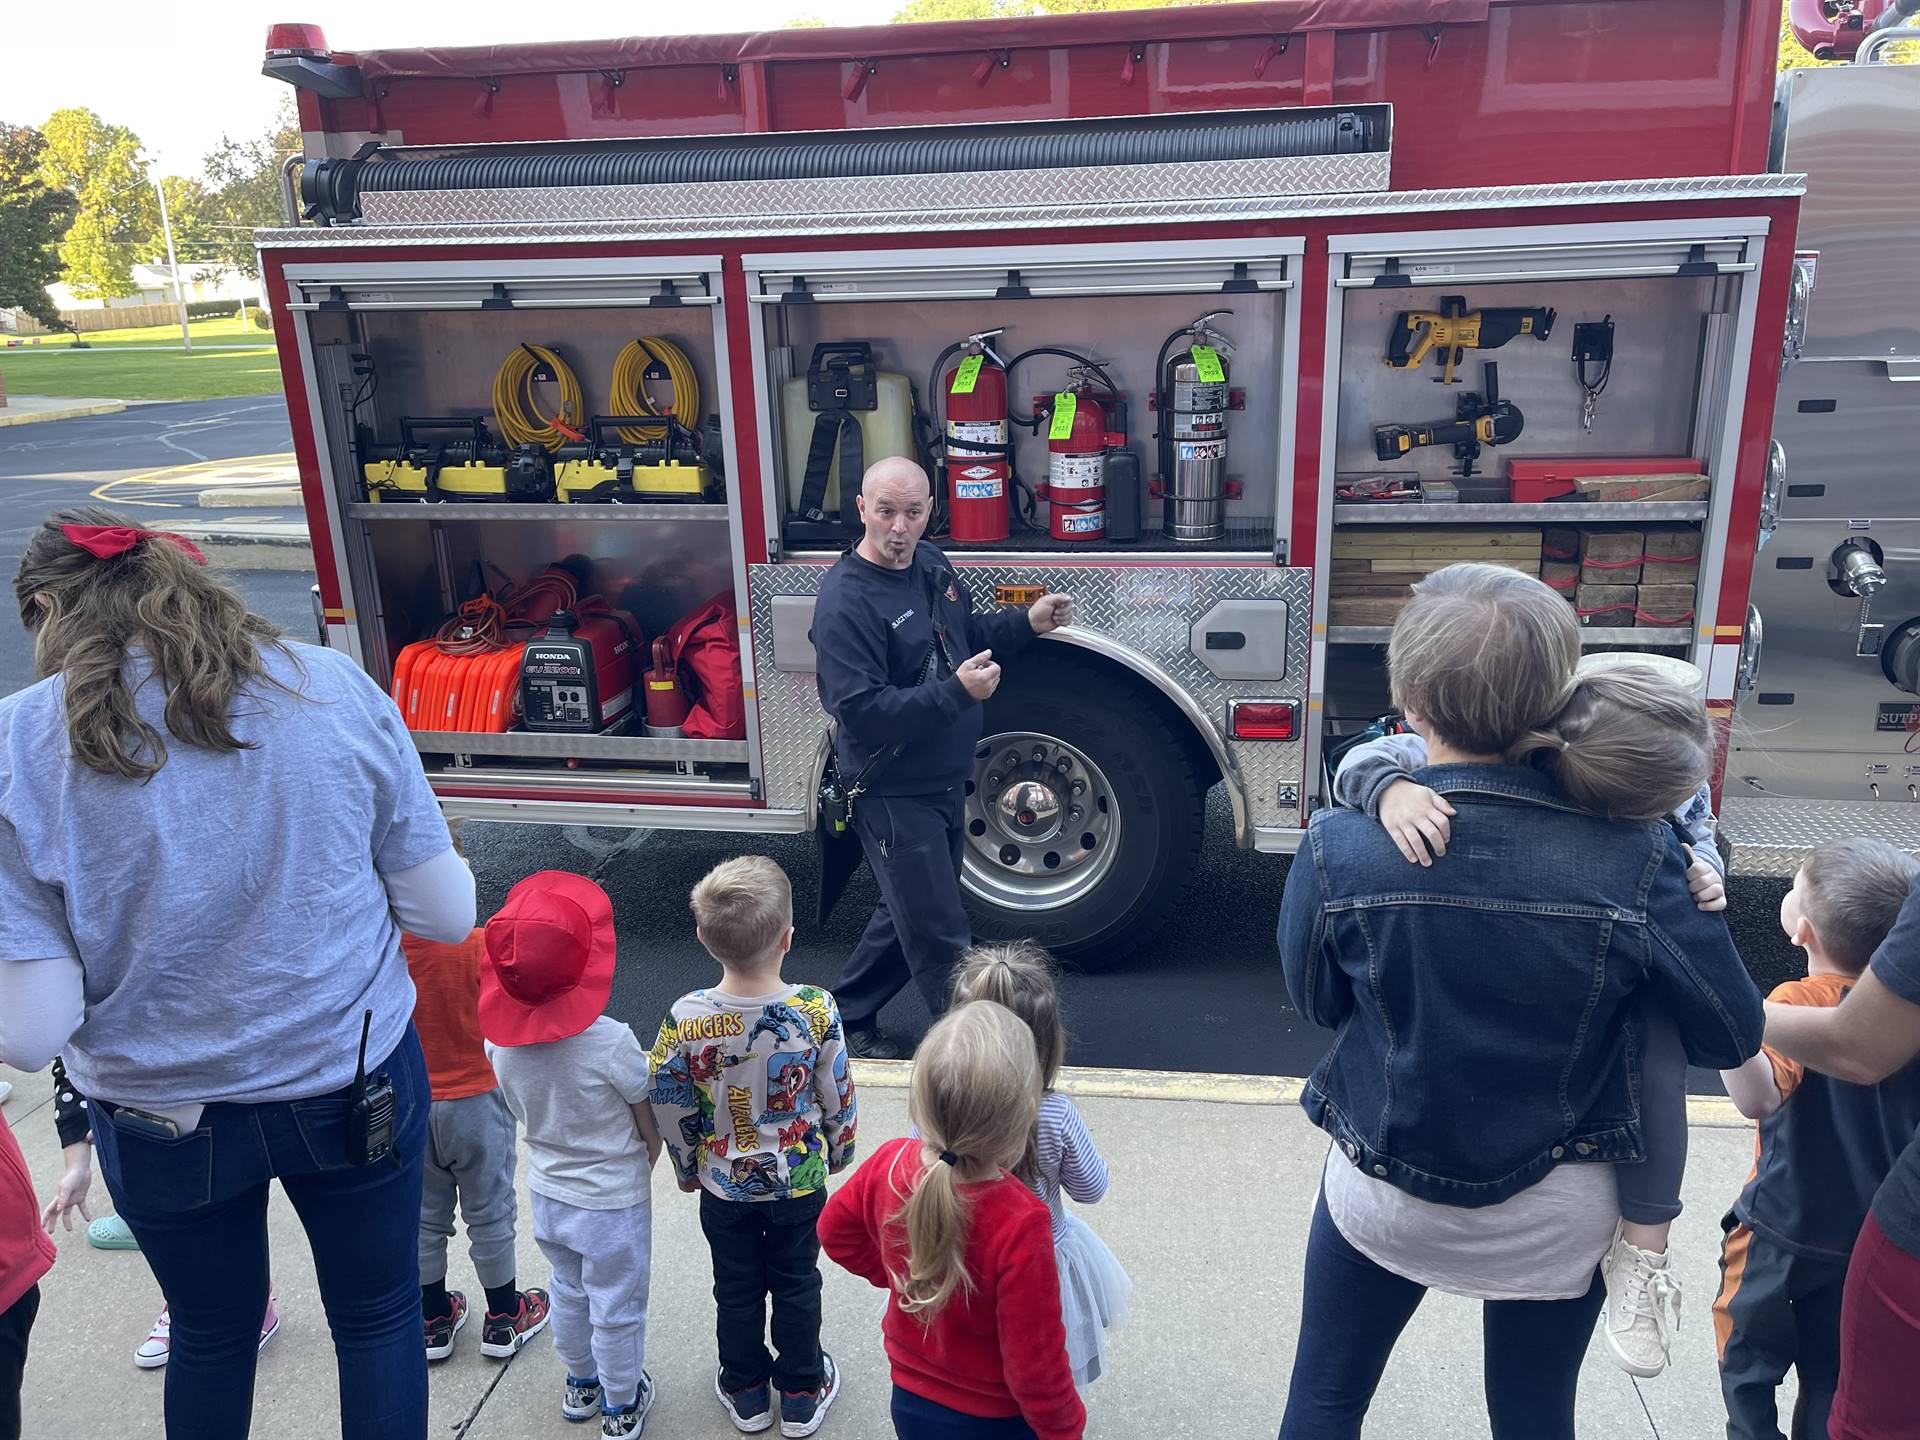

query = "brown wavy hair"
15;507;298;780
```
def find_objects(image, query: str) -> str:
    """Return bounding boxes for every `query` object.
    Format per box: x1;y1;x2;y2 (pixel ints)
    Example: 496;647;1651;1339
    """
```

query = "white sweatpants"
531;1193;652;1408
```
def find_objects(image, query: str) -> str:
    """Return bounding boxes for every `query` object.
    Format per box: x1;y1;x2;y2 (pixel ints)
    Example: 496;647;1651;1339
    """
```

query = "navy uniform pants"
836;788;971;1030
1713;1214;1850;1440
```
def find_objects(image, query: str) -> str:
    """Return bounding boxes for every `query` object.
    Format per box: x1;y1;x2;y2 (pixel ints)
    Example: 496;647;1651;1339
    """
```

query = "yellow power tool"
1386;295;1556;385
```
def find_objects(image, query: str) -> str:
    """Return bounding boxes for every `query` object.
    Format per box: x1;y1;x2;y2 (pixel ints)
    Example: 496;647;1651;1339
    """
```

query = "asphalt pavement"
0;398;1808;1081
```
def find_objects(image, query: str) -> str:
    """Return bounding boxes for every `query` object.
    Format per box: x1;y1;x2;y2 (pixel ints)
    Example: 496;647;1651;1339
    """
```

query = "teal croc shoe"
87;1215;140;1251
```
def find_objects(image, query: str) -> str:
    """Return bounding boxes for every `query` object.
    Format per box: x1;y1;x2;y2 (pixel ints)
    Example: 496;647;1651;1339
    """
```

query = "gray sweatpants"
419;1089;519;1290
533;1193;652;1408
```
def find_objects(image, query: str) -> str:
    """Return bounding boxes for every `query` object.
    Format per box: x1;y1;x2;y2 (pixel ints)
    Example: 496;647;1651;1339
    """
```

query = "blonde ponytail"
1509;665;1710;823
889;1000;1040;1321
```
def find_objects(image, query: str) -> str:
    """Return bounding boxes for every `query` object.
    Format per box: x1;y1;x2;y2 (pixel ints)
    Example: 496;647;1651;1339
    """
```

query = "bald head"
863;457;931;504
855;457;933;570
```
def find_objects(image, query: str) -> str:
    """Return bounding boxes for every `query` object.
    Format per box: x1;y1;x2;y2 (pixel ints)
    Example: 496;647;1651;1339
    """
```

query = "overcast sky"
6;0;900;176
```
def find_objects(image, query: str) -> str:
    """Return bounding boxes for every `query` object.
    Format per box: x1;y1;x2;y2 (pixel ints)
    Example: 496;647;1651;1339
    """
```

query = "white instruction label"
1058;507;1106;536
948;420;1005;450
956;477;1003;500
1048;451;1104;496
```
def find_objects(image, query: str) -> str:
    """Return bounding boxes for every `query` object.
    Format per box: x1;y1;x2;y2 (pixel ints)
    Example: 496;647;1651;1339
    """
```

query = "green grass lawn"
7;313;272;350
0;346;286;402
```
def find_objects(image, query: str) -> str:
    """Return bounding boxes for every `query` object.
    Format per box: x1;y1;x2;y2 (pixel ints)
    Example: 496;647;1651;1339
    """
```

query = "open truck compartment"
286;258;752;801
1311;221;1770;782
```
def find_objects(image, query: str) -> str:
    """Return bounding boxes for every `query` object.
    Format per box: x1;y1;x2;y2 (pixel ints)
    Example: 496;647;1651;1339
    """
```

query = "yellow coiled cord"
609;337;699;446
492;344;583;452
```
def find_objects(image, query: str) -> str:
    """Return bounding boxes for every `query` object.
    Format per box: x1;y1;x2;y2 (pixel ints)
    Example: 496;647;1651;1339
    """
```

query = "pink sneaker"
133;1294;280;1370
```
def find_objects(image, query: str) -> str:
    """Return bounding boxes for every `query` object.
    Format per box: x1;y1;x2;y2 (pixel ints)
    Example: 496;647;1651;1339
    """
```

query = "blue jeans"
91;1026;431;1440
1277;1190;1607;1440
891;1387;1039;1438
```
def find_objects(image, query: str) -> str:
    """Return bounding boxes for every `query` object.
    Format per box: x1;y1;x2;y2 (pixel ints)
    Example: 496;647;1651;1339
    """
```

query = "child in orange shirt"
405;829;548;1363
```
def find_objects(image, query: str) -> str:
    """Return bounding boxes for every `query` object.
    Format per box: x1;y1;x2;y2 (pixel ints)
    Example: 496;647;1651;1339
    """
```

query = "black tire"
965;655;1208;970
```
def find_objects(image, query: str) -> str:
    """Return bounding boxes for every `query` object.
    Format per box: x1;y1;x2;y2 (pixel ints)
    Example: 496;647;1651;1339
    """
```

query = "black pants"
1277;1191;1606;1440
837;789;972;1030
892;1387;1040;1438
1714;1217;1849;1440
699;1189;826;1394
0;1284;39;1440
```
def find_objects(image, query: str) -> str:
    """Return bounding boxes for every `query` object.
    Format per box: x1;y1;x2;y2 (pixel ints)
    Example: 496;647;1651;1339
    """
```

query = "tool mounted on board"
361;416;557;503
1385;295;1556;385
1570;315;1615;434
1372;362;1525;478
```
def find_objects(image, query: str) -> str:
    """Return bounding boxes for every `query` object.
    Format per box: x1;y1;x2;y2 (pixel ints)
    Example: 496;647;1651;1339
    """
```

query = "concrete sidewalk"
0;396;126;427
2;1060;1780;1439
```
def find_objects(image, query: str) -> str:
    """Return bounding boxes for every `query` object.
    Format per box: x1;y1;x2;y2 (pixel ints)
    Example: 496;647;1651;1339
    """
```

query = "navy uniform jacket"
812;540;1033;796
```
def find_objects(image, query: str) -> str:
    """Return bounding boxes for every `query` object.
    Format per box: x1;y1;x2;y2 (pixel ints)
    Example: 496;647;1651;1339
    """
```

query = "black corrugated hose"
303;109;1377;222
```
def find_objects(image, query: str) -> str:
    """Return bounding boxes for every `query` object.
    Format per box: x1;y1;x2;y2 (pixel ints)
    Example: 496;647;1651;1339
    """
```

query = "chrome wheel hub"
962;731;1120;912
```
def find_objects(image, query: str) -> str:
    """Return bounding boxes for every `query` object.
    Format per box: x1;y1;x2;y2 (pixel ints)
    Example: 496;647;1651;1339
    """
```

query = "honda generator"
518;604;643;733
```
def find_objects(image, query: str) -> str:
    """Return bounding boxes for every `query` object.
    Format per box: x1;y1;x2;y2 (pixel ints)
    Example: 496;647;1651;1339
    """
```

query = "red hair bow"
60;524;207;567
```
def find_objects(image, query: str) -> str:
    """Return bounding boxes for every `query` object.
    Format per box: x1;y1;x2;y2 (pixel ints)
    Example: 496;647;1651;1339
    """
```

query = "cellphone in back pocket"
115;1106;183;1141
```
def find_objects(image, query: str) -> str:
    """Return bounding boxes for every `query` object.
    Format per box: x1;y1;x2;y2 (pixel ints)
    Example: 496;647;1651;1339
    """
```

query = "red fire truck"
259;0;1919;963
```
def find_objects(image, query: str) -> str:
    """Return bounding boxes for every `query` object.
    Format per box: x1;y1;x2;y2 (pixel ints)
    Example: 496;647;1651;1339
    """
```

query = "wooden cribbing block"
1575;584;1637;627
1579;529;1643;586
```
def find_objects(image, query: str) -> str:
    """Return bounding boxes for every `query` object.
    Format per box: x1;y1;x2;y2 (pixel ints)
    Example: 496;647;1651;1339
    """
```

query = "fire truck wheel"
963;662;1206;970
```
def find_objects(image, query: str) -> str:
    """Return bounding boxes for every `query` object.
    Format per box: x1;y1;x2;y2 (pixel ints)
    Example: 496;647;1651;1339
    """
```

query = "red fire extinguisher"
942;331;1010;544
642;637;691;733
1039;379;1118;543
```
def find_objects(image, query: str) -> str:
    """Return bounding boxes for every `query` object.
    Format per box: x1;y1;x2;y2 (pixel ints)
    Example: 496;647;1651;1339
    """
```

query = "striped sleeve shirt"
1029;1091;1109;1239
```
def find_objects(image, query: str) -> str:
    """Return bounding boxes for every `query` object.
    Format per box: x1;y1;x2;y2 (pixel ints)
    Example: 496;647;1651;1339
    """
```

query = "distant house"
46;264;262;312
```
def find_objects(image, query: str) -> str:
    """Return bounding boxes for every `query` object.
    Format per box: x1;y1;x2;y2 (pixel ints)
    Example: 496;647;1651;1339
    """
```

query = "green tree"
36;108;157;299
199;99;301;281
0;124;77;332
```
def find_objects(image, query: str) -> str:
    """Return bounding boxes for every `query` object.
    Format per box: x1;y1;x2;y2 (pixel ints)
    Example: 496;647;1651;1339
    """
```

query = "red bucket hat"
479;871;617;1046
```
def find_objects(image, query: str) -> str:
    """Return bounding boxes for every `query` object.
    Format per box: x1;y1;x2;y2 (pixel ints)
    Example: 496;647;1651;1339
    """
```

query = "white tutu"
1055;1211;1131;1387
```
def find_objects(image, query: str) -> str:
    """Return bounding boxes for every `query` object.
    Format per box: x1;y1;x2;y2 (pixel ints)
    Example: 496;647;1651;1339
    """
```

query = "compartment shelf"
1332;502;1708;525
409;730;747;763
1326;625;1692;648
349;502;728;523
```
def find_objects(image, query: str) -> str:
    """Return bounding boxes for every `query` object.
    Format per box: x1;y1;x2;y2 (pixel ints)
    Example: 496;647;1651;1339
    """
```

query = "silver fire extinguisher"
1156;312;1234;544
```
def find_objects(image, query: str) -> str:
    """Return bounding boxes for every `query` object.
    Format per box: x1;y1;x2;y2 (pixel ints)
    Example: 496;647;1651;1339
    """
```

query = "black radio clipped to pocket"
347;1010;397;1168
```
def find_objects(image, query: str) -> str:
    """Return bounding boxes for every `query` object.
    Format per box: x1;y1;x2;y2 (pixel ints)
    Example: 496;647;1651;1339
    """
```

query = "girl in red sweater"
818;1001;1084;1440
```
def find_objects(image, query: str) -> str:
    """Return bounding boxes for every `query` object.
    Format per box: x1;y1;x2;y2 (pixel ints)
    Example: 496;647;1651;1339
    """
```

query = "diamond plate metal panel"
258;173;1805;250
1720;796;1920;876
357;153;1388;228
748;559;1313;839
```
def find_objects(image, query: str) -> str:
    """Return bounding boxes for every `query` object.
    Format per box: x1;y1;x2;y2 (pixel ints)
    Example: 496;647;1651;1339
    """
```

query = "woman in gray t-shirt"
0;508;474;1439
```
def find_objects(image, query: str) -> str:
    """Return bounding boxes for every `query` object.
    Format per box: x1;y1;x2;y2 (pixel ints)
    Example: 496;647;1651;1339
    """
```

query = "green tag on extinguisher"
1048;391;1077;441
950;354;983;395
1189;344;1226;384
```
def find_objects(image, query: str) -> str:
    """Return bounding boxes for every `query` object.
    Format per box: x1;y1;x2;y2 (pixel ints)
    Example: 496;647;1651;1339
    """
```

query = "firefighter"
812;457;1073;1059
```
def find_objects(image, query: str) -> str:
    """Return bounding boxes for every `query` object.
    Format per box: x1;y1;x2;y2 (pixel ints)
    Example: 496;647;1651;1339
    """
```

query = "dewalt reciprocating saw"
1386;295;1556;385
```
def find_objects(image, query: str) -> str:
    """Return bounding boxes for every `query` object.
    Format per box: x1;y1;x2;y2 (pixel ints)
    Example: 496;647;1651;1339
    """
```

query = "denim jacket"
1278;763;1764;1208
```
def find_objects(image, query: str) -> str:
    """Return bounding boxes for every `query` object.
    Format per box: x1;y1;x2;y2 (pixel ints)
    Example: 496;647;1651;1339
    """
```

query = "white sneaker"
1600;1226;1682;1377
134;1297;279;1370
134;1307;172;1369
0;1080;14;1105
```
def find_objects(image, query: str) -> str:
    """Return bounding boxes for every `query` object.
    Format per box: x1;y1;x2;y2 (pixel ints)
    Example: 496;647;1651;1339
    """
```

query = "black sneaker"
480;1289;551;1359
715;1367;774;1433
846;1026;902;1061
602;1372;656;1437
780;1353;840;1438
424;1292;468;1363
